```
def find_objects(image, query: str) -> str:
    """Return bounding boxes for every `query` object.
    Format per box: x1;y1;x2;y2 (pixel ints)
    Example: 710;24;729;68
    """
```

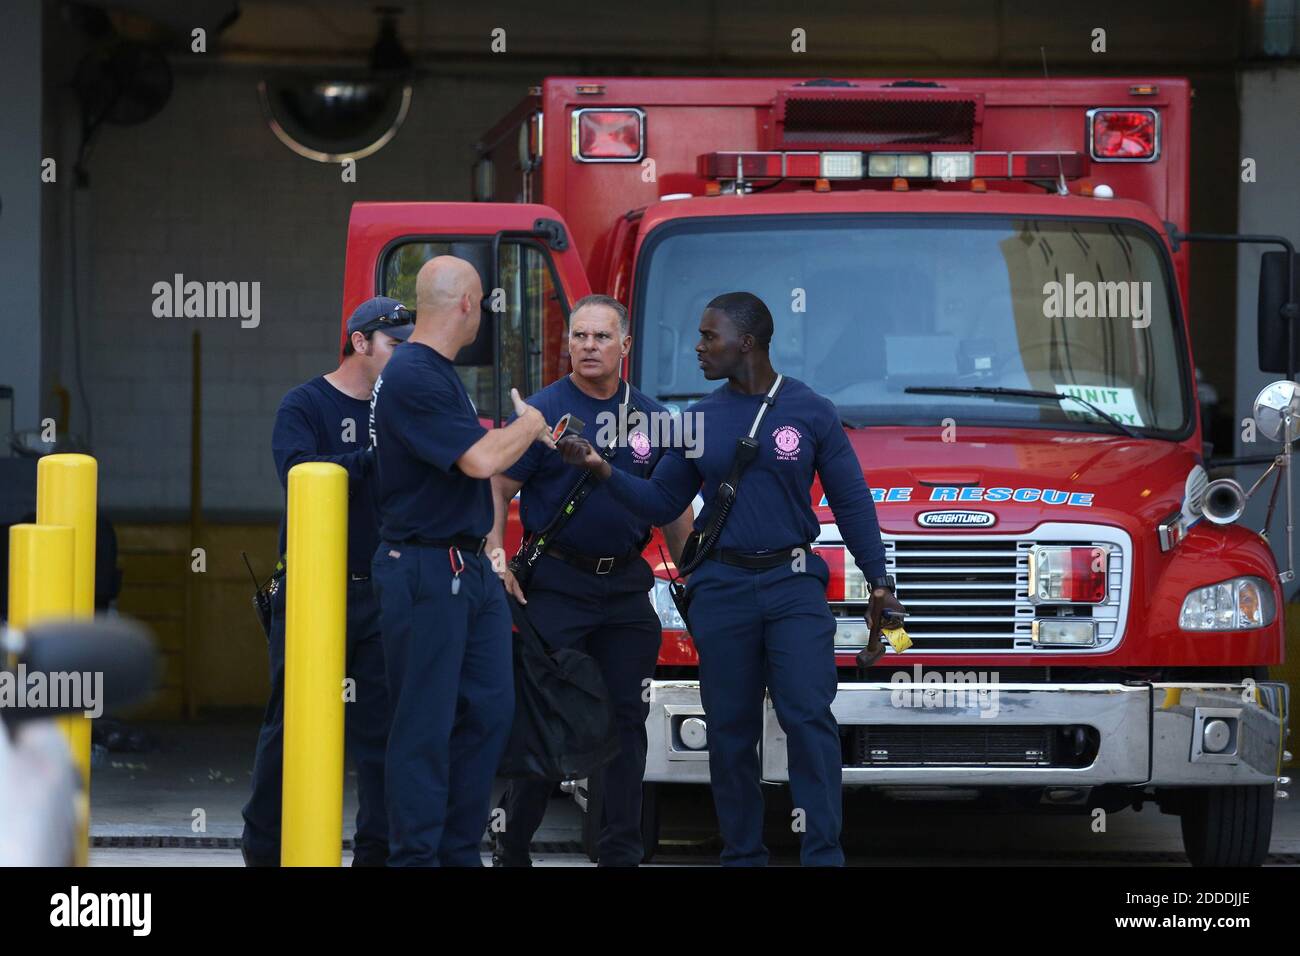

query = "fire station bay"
1;0;1297;871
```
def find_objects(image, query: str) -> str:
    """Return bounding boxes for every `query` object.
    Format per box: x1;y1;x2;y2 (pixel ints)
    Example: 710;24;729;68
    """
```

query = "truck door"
342;201;591;424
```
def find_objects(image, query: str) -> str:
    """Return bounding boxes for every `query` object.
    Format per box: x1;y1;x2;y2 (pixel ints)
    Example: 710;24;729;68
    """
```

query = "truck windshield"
634;215;1191;437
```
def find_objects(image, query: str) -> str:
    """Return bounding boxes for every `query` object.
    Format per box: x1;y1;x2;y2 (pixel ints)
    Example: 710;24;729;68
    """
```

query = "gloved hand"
857;588;907;669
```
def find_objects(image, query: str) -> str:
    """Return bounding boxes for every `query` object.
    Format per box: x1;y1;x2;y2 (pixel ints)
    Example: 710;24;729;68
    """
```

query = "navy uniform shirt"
369;342;492;542
272;376;377;577
604;377;887;579
506;375;671;556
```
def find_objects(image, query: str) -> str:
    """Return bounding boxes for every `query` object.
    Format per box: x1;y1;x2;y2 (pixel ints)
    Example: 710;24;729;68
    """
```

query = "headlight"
1179;576;1275;630
650;578;686;631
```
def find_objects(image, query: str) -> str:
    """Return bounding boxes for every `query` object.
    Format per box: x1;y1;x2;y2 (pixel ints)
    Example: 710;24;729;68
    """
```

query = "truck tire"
581;777;661;864
1179;785;1274;867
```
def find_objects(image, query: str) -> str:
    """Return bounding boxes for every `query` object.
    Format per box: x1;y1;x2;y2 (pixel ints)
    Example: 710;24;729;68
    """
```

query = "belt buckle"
595;556;615;575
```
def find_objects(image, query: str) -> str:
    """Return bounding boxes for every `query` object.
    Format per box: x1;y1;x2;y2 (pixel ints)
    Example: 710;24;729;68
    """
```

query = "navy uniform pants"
241;576;391;866
495;554;661;866
686;552;844;866
372;542;514;867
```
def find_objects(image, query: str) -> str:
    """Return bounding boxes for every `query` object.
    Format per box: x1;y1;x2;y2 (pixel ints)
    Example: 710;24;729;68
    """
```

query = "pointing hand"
511;388;555;449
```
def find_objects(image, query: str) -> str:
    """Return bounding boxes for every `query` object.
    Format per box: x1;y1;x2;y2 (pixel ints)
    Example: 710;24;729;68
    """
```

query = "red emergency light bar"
697;149;1085;182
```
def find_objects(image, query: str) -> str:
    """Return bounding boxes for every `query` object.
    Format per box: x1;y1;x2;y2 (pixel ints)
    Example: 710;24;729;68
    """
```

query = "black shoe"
491;847;532;867
490;832;533;867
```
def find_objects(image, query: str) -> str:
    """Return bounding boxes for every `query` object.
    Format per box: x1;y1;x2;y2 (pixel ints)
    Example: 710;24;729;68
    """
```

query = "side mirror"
1253;379;1300;444
1256;251;1300;373
1201;380;1300;527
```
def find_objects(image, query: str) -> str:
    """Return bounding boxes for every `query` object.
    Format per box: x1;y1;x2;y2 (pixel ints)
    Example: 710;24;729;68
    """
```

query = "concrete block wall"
64;66;526;514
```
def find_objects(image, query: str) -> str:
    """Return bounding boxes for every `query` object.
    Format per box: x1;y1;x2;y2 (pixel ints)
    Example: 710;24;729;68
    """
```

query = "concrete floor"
87;716;1300;867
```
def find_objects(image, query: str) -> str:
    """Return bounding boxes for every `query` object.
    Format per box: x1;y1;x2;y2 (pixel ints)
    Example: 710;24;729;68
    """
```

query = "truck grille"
824;528;1129;654
845;724;1099;768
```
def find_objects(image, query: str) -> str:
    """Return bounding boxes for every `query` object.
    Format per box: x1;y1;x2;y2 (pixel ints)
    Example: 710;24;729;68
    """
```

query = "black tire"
641;782;660;863
580;774;604;863
1179;785;1274;867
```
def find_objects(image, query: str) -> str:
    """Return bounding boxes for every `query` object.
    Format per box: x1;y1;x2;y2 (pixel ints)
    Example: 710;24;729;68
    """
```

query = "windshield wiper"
903;386;1143;439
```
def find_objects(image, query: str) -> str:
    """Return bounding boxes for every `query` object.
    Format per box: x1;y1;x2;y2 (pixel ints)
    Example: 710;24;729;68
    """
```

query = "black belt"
391;534;487;555
545;541;642;575
712;544;811;570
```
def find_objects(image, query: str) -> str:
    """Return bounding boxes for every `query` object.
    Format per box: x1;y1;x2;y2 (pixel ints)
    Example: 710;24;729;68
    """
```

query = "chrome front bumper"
643;679;1290;787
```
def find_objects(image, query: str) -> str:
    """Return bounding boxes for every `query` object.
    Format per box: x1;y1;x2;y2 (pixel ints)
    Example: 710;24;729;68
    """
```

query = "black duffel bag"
497;596;620;781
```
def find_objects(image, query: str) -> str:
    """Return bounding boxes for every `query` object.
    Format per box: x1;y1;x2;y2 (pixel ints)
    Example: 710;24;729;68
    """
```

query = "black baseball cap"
347;296;414;340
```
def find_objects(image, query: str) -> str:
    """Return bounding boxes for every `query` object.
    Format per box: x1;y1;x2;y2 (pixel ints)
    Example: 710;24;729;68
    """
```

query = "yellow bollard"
8;524;84;864
7;524;75;634
36;453;98;864
281;462;348;866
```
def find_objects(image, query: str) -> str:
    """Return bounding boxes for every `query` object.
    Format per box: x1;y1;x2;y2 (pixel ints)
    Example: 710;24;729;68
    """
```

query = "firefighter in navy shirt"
561;291;900;866
369;255;553;867
485;295;694;867
241;295;412;867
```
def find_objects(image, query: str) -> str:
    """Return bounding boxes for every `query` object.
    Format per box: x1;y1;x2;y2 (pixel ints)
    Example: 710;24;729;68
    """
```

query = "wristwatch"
869;574;896;594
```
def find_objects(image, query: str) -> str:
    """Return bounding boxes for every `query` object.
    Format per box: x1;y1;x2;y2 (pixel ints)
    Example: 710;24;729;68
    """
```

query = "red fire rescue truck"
341;77;1294;866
